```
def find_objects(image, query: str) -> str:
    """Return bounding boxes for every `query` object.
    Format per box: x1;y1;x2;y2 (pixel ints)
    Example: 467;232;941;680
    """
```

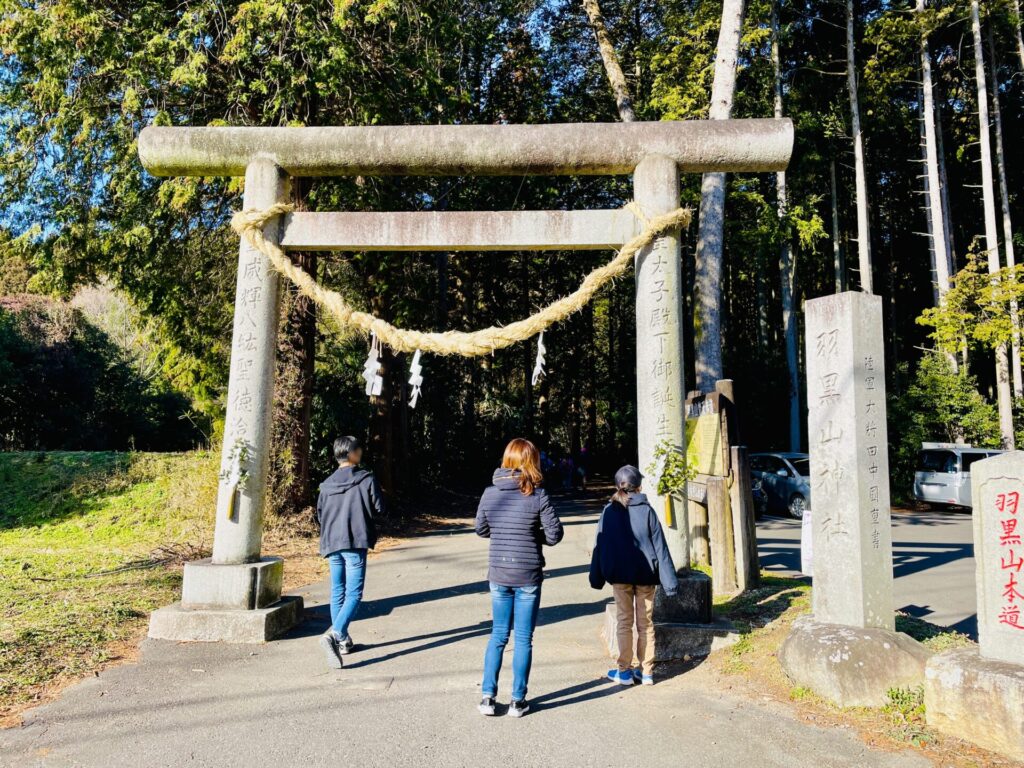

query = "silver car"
750;452;811;519
913;443;1004;508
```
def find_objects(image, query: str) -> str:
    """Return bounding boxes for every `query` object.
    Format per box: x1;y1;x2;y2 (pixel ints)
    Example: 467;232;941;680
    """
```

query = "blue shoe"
607;669;634;686
632;669;654;686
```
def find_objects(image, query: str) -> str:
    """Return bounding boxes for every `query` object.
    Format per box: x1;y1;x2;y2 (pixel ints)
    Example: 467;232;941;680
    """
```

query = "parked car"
750;452;811;519
913;442;1005;509
750;476;768;519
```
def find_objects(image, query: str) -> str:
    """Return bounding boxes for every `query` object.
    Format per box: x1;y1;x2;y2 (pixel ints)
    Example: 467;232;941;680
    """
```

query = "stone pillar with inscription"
805;291;894;629
779;292;929;707
619;154;724;653
633;154;688;569
148;158;303;643
971;453;1024;664
923;451;1024;760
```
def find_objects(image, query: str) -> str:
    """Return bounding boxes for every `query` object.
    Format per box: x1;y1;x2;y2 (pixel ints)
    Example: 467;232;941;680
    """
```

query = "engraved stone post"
633;154;687;569
922;450;1024;761
970;452;1024;665
805;291;894;629
213;158;289;565
779;291;930;707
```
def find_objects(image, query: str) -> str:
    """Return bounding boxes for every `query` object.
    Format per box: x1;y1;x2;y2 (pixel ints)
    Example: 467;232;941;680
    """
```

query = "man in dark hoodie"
589;465;678;686
316;435;384;669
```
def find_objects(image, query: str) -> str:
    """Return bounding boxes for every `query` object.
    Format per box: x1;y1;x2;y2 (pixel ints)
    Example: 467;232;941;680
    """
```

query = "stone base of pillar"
149;556;303;643
602;605;739;662
778;616;931;707
653;570;712;624
149;595;304;643
181;557;284;610
924;647;1024;761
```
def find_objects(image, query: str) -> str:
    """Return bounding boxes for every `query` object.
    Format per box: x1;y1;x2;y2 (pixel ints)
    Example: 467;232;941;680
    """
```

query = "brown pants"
612;584;656;675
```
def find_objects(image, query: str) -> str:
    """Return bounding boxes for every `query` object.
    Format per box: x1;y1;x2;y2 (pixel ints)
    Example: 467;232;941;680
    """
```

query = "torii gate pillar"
633;155;688;567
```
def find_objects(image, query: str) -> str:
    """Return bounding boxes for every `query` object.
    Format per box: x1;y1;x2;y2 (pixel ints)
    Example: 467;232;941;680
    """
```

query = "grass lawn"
0;451;220;722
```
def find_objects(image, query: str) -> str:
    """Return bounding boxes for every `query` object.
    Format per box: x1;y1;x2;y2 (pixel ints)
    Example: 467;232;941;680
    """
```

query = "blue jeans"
481;582;541;701
327;549;367;639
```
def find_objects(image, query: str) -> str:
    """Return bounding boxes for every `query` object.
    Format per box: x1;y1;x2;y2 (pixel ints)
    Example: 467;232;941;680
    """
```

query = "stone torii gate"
142;120;793;642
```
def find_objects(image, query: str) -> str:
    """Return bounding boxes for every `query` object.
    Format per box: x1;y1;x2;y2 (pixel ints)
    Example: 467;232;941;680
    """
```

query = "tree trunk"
847;0;873;293
1013;0;1024;73
270;249;317;518
582;0;637;122
432;251;449;471
521;252;534;432
269;176;318;519
935;93;956;275
694;0;746;391
369;347;396;495
772;2;801;452
970;0;1015;447
920;86;938;307
831;160;844;292
918;11;950;303
988;27;1023;398
919;0;958;376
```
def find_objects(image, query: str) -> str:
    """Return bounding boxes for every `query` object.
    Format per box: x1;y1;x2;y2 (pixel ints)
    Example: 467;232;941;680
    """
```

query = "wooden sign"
684;390;735;478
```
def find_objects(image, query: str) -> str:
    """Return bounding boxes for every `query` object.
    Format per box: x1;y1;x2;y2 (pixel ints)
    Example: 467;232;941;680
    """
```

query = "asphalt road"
757;507;977;636
1;495;927;768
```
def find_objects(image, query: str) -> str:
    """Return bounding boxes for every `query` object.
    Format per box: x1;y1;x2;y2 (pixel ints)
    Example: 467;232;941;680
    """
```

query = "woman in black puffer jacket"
474;438;564;718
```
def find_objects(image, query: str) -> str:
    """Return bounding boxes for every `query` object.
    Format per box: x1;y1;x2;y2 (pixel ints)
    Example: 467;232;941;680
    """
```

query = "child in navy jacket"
590;465;678;686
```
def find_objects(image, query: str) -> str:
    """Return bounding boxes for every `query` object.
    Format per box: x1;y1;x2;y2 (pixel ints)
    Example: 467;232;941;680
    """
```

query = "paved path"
757;508;976;635
2;496;928;768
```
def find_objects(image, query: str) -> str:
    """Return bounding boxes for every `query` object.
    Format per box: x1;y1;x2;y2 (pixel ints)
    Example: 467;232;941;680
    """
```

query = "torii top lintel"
139;119;793;178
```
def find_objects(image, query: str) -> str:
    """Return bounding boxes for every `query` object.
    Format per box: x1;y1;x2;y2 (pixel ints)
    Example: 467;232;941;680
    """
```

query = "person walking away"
475;438;564;717
589;465;678;686
316;436;385;669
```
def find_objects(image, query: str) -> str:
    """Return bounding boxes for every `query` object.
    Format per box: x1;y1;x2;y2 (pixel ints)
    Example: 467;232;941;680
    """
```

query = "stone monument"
924;451;1024;760
779;292;930;706
138;119;793;642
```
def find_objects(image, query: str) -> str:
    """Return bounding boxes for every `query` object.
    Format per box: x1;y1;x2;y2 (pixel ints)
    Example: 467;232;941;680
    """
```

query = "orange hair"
501;438;543;495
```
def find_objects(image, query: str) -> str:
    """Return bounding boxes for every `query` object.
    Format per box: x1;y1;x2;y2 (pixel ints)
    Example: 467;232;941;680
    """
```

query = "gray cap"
614;465;643;489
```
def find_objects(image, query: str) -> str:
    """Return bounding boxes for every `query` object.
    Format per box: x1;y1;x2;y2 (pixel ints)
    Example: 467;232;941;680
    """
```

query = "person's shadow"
530;677;625;711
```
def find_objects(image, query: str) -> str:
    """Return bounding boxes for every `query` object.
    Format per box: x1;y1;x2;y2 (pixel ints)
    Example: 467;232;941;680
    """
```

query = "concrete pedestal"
149;596;303;643
602;605;738;661
924;647;1024;761
149;557;303;643
654;570;712;624
778;616;931;707
181;557;284;610
603;571;734;662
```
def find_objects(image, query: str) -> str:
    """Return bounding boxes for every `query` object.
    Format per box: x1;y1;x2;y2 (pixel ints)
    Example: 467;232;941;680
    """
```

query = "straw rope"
230;202;691;356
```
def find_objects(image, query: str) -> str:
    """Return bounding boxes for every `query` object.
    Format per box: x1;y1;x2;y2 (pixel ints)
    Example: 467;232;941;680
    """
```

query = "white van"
913;442;1005;508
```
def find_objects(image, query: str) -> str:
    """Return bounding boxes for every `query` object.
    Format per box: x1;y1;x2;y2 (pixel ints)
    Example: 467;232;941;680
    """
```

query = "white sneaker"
319;632;343;669
478;696;497;716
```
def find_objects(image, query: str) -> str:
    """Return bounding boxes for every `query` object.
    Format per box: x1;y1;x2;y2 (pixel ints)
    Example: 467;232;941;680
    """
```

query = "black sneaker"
508;699;530;718
478;696;497;716
338;634;355;655
319;631;343;669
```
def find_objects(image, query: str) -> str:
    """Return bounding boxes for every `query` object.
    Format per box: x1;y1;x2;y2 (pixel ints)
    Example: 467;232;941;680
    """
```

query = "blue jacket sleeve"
475;492;491;538
538;493;564;546
589;510;606;590
368;474;385;519
650;508;679;595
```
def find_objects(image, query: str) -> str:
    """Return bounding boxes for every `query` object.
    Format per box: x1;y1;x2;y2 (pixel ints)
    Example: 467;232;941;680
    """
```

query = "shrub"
0;296;206;451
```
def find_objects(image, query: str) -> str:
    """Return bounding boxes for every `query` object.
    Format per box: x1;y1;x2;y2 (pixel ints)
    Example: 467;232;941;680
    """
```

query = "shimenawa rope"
230;202;691;357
